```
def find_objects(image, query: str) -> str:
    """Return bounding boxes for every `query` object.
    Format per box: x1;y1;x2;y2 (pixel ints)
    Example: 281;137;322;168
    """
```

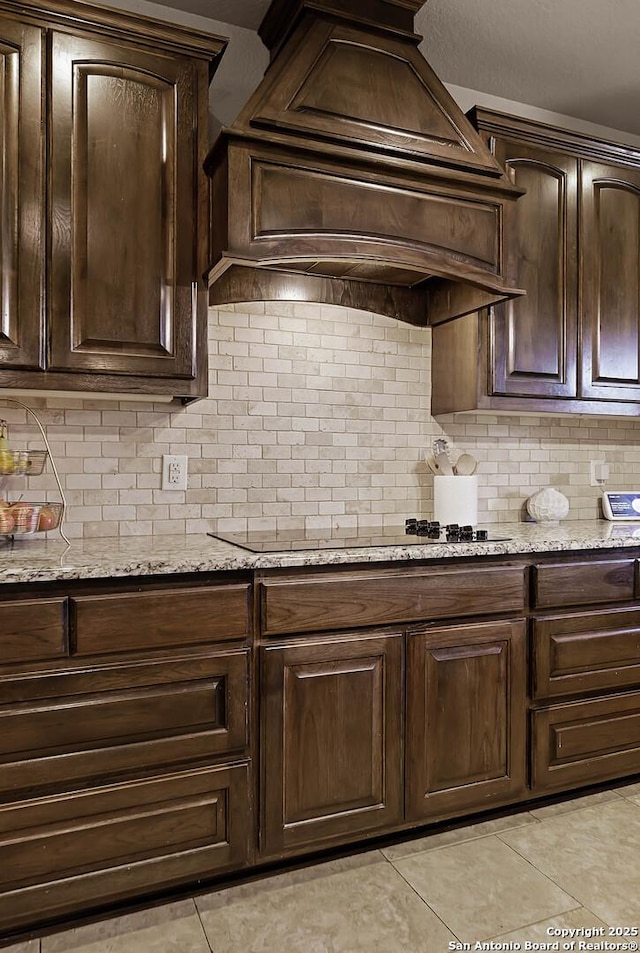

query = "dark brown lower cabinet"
7;554;640;939
0;762;250;933
0;574;255;937
406;619;527;821
532;691;640;792
0;650;250;796
260;630;403;858
531;606;640;700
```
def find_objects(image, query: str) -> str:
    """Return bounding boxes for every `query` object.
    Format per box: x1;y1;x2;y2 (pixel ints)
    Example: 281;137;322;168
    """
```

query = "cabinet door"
0;15;45;370
490;139;578;398
581;160;640;401
49;31;199;380
261;631;403;857
406;619;527;821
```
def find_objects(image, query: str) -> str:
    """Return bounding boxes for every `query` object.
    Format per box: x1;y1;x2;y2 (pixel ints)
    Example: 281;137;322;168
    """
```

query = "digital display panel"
602;492;640;520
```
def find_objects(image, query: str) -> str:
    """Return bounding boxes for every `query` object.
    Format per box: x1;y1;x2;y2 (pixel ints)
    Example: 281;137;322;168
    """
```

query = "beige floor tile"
381;811;539;861
196;850;456;953
499;799;640;926
616;779;640;800
2;942;40;953
488;906;608;944
529;788;622;820
42;900;209;953
392;835;578;942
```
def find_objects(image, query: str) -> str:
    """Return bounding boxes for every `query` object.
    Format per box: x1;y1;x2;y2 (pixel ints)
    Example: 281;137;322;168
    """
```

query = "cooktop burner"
208;521;511;553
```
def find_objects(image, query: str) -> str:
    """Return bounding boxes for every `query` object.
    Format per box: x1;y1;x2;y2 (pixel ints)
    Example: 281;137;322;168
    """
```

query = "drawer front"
532;691;640;791
532;607;640;699
0;651;249;795
261;565;526;635
0;598;67;665
533;559;635;609
71;584;251;655
0;762;251;932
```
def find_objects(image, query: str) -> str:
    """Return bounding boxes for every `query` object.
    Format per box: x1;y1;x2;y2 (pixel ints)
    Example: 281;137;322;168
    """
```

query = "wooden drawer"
71;584;251;655
532;691;640;791
0;651;249;796
0;598;67;665
0;762;251;932
532;607;640;699
532;559;635;609
260;564;526;635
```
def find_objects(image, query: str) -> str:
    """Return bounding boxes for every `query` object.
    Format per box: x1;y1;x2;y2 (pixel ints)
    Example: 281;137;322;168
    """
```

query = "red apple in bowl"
0;509;15;533
37;506;58;532
8;504;37;533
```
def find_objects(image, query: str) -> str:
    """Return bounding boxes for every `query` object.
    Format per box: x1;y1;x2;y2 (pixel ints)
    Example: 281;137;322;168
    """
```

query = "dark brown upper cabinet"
432;109;640;418
581;162;640;402
0;18;45;372
206;0;524;328
489;140;578;401
0;0;226;400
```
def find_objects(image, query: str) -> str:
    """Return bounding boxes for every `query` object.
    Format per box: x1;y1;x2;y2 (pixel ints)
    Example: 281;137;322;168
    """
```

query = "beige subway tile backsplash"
3;302;640;537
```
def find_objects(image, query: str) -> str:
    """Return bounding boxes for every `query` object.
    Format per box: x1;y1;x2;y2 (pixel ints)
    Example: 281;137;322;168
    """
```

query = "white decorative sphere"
526;487;569;524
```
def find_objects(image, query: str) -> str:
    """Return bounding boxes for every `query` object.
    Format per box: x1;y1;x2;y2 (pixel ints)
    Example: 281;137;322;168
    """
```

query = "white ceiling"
142;0;640;140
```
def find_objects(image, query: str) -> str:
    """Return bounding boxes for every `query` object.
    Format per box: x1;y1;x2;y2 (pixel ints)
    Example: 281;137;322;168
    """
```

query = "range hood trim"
208;264;525;328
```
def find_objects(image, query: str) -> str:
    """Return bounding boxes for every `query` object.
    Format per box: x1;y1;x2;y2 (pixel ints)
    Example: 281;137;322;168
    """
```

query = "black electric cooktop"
209;523;512;553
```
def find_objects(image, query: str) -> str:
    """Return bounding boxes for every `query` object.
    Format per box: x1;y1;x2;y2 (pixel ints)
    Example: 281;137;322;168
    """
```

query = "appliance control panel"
602;491;640;520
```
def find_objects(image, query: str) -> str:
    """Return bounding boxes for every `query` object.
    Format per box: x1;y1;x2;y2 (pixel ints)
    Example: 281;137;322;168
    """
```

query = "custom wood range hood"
205;0;525;327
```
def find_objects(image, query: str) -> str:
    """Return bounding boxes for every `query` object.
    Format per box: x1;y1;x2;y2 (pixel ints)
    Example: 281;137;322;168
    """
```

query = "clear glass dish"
0;501;64;536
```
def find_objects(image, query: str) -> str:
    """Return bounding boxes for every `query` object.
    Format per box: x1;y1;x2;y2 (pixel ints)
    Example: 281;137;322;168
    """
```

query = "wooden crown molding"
2;0;228;62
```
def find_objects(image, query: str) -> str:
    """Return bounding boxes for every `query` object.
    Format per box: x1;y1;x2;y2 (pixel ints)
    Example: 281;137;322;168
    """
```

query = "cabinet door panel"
491;141;578;398
581;162;640;400
0;16;44;369
49;32;197;379
261;631;403;857
406;620;526;821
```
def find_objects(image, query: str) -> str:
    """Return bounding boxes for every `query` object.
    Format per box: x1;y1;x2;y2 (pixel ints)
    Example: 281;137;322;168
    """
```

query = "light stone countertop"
2;520;640;585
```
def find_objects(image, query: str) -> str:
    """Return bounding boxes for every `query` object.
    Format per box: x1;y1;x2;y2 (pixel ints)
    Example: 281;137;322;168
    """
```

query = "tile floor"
6;782;640;953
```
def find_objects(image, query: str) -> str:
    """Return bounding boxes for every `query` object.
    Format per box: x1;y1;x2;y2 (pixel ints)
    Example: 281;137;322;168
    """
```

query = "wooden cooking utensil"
453;453;478;476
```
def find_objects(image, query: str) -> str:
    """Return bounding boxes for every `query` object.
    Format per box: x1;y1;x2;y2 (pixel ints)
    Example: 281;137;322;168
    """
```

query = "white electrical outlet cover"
162;454;188;491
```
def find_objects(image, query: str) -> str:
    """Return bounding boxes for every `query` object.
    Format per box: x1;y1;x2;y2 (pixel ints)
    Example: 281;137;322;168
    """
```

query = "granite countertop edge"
1;520;640;585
